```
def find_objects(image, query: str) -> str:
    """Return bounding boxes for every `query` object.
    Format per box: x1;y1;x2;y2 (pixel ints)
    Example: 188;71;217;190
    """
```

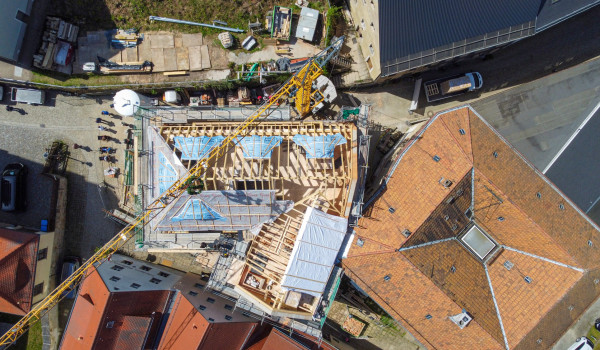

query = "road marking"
542;99;600;174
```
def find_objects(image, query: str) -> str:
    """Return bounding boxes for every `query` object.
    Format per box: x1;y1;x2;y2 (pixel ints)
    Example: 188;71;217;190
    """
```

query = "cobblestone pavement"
0;91;128;259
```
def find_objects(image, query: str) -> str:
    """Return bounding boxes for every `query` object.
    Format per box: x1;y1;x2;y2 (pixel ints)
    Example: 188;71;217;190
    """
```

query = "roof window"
459;129;465;135
461;225;496;260
559;203;565;210
493;151;498;158
433;155;441;162
388;207;395;214
524;276;532;284
383;275;391;281
356;238;364;247
425;314;432;319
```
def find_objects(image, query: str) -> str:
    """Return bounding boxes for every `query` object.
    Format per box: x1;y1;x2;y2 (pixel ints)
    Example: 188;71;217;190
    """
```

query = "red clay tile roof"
60;268;172;350
246;327;337;350
0;228;39;315
344;106;600;349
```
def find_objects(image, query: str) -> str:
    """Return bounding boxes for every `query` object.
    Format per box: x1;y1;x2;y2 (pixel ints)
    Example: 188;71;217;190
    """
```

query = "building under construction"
128;115;364;327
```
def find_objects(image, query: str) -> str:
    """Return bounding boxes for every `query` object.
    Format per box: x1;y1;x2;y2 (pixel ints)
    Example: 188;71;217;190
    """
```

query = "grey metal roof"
536;0;600;32
296;7;319;41
545;106;600;213
0;0;32;61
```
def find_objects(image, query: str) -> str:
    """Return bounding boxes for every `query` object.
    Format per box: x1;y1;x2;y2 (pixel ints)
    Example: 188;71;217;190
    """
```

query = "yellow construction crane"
0;36;344;347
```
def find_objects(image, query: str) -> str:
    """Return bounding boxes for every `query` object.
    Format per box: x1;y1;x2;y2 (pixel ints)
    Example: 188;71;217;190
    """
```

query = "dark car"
60;256;82;299
1;163;27;212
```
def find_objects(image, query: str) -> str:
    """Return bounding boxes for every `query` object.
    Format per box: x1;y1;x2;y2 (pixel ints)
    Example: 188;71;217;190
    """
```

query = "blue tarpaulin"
292;134;347;158
237;136;283;159
158;152;178;194
171;199;225;221
173;136;225;160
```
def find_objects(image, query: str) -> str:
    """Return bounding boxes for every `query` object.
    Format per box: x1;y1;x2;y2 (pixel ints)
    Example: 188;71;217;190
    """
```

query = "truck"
423;72;483;102
10;88;45;105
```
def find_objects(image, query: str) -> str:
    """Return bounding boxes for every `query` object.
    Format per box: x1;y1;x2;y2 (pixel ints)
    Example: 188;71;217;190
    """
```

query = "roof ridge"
472;168;578;268
501;246;584;273
484;265;510;350
440;111;474;165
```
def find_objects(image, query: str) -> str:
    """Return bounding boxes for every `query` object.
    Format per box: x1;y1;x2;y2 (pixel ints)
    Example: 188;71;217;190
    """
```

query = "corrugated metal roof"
536;0;600;31
296;7;319;41
378;0;540;76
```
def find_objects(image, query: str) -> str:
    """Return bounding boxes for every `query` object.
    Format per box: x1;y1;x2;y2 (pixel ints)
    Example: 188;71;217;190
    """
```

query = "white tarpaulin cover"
280;207;347;297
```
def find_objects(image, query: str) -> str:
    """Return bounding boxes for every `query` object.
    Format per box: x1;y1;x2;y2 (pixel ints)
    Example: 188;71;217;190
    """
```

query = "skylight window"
461;225;496;259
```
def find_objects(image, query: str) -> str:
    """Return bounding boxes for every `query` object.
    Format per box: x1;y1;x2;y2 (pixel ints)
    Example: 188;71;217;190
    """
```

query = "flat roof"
461;225;496;259
0;0;31;61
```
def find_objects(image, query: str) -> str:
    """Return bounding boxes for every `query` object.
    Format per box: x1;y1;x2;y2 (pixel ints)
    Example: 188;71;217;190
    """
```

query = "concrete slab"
151;48;165;71
138;40;152;62
108;50;123;63
123;47;139;62
150;34;174;49
176;47;189;71
174;36;183;48
182;33;203;47
188;46;203;71
200;45;211;69
162;47;178;71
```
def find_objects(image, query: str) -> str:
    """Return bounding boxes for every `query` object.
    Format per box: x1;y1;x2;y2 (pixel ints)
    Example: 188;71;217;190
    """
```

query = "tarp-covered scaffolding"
237;136;283;159
280;207;348;297
173;136;225;160
292;134;346;158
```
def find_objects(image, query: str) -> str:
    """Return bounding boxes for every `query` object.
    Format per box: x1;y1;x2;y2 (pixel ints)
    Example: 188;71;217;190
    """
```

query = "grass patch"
0;313;42;350
32;71;121;87
49;0;328;34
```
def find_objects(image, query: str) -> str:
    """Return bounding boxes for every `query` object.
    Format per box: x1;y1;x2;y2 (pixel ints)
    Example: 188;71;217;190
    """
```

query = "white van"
10;87;45;105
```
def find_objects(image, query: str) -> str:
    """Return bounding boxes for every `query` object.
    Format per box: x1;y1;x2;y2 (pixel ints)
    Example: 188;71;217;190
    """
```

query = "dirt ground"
49;0;328;33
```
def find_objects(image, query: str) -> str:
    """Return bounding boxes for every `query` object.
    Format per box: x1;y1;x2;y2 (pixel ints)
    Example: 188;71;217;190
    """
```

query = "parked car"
60;256;82;299
1;163;27;212
10;87;45;105
567;337;594;350
0;85;4;101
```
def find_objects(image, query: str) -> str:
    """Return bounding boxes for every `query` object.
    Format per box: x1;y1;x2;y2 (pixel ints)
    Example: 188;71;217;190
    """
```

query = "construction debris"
271;6;293;41
33;16;79;72
218;32;234;49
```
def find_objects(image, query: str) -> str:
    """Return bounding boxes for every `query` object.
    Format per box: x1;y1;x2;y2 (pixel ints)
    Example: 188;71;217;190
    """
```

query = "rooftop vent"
388;207;396;214
493;151;498;158
106;321;115;329
503;260;514;270
559;203;565;210
536;192;542;199
357;238;364;247
449;312;472;329
450;266;456;273
524;276;532;284
443;180;453;188
433;155;441;162
588;240;593;247
401;229;411;238
459;129;465;135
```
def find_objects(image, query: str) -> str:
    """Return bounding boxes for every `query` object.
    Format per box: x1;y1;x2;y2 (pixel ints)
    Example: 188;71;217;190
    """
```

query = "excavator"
0;36;345;347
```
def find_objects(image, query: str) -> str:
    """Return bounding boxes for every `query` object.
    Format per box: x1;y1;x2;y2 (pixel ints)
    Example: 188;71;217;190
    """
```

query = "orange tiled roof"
60;269;173;350
0;228;39;315
344;106;600;349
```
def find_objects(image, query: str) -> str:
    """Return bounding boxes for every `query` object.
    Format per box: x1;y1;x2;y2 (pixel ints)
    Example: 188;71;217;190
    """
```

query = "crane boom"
0;36;344;347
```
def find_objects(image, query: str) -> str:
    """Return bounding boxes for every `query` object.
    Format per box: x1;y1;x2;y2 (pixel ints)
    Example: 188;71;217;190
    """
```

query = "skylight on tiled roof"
461;225;496;259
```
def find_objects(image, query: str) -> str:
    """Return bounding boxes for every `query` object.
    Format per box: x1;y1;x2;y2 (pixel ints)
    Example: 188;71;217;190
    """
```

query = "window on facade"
371;22;375;31
225;315;233;321
109;276;120;282
150;278;161;284
130;283;141;289
121;260;132;265
158;271;169;277
111;265;124;271
140;265;152;271
224;304;233;311
360;19;365;29
208;318;215;322
199;305;206;310
33;283;44;296
369;44;375;55
189;291;198;296
207;297;215;304
194;282;204;289
37;248;47;261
